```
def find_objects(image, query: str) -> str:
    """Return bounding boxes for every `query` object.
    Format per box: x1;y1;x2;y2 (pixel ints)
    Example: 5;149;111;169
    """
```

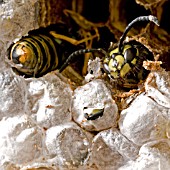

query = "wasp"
8;23;96;78
59;15;160;88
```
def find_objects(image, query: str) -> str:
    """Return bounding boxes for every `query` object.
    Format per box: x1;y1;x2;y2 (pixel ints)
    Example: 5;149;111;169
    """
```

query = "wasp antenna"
118;15;160;53
148;15;160;26
59;48;108;73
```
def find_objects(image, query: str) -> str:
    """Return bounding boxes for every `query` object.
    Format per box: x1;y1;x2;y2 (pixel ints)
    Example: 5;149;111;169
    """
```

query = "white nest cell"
119;93;170;146
45;122;91;169
90;128;139;170
119;139;170;170
119;70;170;146
145;70;170;109
0;71;26;118
0;115;43;167
72;79;118;131
26;73;73;129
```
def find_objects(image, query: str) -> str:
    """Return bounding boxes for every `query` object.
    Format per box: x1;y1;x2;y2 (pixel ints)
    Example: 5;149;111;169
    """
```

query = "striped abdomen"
9;34;59;77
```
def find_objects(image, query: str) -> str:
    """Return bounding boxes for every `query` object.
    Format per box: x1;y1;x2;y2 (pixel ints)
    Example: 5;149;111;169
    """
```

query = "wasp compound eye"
124;47;137;63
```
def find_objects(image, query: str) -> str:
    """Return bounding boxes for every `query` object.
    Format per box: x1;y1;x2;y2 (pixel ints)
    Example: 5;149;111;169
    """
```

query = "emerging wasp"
8;24;71;77
8;23;95;77
59;15;160;88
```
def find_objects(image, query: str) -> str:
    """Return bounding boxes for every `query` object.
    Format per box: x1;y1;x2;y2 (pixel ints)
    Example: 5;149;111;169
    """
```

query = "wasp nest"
0;0;170;170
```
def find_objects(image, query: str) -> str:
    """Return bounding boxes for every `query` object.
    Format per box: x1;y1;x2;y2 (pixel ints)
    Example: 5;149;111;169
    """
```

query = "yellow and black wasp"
8;24;73;77
59;15;160;88
8;22;95;78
